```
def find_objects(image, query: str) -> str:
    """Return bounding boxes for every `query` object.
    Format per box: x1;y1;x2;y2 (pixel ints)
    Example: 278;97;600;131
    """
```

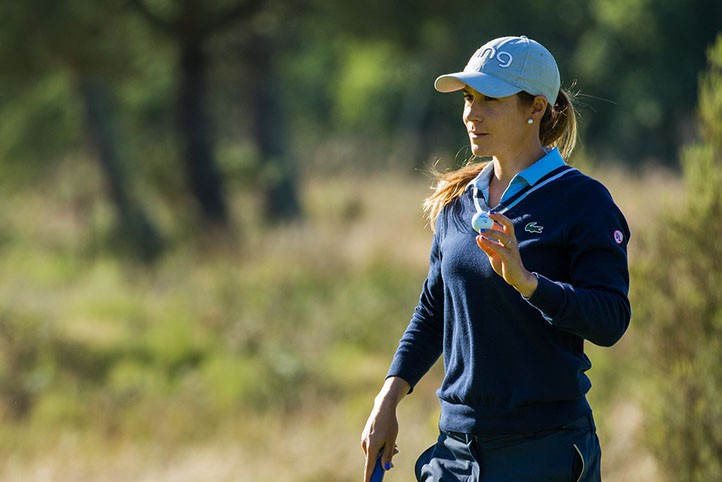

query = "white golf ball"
472;212;494;232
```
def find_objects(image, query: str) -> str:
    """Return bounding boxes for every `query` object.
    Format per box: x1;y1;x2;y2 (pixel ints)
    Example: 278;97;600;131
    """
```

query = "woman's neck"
487;145;546;207
492;144;546;187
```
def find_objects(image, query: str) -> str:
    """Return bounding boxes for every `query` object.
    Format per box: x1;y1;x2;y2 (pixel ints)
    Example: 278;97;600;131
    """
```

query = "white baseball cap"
434;36;560;104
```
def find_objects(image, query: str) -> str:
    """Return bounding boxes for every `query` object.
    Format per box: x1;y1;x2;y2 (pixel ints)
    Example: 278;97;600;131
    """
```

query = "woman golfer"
361;35;630;481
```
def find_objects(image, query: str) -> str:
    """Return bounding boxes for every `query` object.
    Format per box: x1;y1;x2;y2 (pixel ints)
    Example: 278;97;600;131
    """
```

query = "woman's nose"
464;101;481;122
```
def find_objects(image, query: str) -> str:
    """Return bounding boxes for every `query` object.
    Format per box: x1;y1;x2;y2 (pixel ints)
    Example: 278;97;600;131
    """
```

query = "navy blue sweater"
387;153;631;435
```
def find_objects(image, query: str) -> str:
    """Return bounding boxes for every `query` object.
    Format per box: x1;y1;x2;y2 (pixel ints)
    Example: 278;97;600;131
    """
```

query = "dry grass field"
0;162;682;481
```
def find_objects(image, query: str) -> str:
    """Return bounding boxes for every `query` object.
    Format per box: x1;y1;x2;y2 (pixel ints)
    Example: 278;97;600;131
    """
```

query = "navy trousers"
415;414;601;482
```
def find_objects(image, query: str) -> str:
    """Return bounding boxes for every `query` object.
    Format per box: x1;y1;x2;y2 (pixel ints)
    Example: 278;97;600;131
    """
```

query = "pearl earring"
527;118;533;125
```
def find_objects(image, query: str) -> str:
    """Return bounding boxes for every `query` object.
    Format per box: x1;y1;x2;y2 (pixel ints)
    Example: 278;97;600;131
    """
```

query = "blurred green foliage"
1;1;720;181
632;33;722;480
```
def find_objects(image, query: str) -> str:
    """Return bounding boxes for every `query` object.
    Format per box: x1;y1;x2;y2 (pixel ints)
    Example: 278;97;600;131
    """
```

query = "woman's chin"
470;145;488;158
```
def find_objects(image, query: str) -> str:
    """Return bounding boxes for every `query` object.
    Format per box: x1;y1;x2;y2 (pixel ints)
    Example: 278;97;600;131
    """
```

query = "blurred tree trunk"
130;0;236;227
245;32;301;222
78;77;163;261
177;29;228;225
130;0;302;225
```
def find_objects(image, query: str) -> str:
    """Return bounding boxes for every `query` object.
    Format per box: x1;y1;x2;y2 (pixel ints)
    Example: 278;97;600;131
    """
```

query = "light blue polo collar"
465;148;566;205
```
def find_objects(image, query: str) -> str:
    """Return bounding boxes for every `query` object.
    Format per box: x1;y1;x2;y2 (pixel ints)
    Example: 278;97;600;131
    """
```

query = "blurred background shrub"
632;33;722;481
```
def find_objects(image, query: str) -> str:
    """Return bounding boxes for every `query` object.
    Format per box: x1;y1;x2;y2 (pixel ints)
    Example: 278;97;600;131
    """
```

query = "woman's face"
462;88;534;159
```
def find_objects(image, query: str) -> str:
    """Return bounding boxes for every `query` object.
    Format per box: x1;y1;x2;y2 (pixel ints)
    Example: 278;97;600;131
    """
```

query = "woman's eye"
484;95;497;101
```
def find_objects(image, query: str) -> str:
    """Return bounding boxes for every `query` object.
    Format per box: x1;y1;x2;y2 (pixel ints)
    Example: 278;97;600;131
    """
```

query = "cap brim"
434;72;522;98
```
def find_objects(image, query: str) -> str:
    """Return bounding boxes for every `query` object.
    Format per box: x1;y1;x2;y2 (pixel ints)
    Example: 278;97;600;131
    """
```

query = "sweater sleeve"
525;182;631;347
386;230;445;390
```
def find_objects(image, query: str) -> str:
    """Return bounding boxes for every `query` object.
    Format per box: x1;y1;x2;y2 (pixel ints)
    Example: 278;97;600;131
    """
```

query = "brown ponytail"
423;88;578;231
536;88;578;159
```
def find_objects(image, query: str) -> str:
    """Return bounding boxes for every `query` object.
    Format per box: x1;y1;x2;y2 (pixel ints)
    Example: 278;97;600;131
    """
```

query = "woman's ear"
531;95;547;118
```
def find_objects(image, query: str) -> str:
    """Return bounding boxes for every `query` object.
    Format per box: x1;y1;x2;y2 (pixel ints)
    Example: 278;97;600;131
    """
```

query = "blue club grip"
370;454;385;482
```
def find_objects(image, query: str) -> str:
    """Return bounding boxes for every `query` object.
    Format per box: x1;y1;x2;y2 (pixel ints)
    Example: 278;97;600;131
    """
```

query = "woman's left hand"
476;212;538;298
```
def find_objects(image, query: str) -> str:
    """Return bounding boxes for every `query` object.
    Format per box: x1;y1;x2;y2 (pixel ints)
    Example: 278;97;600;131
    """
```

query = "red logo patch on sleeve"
614;230;624;245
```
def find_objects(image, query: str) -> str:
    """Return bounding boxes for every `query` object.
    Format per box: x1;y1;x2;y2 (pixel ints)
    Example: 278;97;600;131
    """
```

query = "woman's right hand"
360;377;410;482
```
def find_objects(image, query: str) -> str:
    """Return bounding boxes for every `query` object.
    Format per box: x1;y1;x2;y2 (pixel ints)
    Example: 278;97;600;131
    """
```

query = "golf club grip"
370;454;384;482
